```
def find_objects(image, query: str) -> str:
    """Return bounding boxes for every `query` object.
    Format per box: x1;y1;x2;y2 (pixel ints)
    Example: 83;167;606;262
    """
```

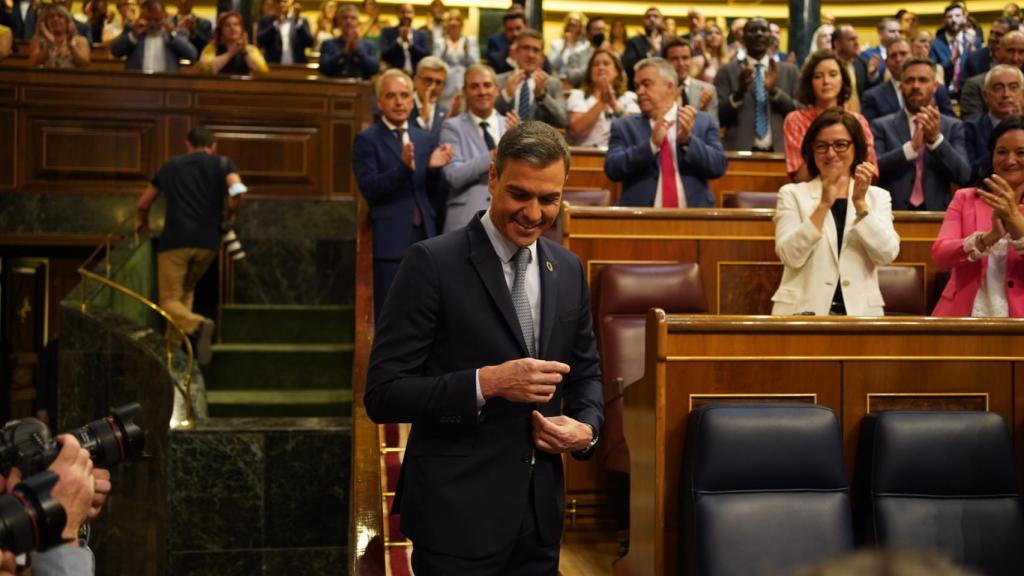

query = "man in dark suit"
171;0;211;54
958;30;1024;121
486;8;526;74
380;3;431;74
861;39;955;121
621;7;663;89
929;3;975;95
256;0;313;63
713;17;799;152
965;65;1024;181
1;0;38;40
833;24;881;112
353;69;453;317
410;56;449;137
962;16;1016;79
319;4;378;79
607;57;727;207
110;0;197;72
365;121;603;575
872;58;971;211
859;17;901;79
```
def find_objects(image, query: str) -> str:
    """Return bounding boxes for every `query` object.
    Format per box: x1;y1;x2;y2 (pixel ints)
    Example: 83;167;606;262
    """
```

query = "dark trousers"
373;227;427;319
410;483;560;575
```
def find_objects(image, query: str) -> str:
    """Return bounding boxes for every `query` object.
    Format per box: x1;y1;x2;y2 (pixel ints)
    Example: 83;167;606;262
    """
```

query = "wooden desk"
617;312;1024;576
562;206;945;314
0;67;373;198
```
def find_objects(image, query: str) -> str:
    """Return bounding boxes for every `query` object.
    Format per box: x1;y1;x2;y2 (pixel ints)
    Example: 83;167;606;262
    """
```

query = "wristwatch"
572;424;599;459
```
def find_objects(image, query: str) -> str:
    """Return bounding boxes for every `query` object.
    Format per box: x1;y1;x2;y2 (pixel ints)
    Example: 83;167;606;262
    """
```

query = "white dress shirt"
964;232;1024;317
474;210;540;407
900;108;945;160
469;108;502;145
277;18;294;64
142;31;165;72
647;104;687;208
381;117;411;145
732;53;774;150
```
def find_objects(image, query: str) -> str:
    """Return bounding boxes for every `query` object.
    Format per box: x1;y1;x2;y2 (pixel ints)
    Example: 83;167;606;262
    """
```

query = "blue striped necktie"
512;247;535;357
754;63;768;139
518;80;533;121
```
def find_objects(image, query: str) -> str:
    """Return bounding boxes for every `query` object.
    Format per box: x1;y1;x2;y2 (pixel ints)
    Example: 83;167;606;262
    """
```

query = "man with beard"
964;64;1024;181
380;3;430;74
958;30;1024;120
440;64;519;232
486;7;526;74
621;7;663;89
110;0;197;71
365;121;603;576
861;39;955;121
606;57;727;207
354;69;453;316
713;17;799;152
872;57;971;210
930;3;976;94
495;29;566;128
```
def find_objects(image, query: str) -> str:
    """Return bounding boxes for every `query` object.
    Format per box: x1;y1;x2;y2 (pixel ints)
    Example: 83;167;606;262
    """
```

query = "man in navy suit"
365;121;603;575
929;3;975;94
958;30;1024;121
962;16;1016;79
256;0;313;63
486;8;526;74
380;3;431;74
319;4;378;79
606;57;727;207
621;7;664;89
859;17;901;79
1;0;38;40
110;0;197;72
861;39;955;121
872;58;971;211
353;69;453;317
965;65;1024;181
410;56;449;137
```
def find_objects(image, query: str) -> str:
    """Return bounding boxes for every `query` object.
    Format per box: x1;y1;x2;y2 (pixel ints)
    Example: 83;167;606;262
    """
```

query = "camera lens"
0;471;66;555
70;403;146;469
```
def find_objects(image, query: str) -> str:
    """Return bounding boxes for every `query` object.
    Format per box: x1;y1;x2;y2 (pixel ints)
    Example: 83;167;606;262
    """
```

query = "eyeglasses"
812;139;852;154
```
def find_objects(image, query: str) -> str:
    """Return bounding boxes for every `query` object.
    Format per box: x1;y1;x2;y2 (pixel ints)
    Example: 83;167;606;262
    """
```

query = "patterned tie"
511;247;535;357
518;80;533;121
951;36;963;91
754;64;768;139
480;121;496;151
910;152;925;208
393;127;404;143
659;136;679;208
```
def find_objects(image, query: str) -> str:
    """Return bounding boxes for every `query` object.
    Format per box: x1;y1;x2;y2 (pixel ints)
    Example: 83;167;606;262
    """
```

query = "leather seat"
682;404;854;576
596;263;707;474
543;188;612;242
878;265;926;315
723;191;777;209
856;411;1024;576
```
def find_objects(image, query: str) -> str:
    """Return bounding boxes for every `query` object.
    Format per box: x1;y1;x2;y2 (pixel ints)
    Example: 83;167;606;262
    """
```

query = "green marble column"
789;0;819;65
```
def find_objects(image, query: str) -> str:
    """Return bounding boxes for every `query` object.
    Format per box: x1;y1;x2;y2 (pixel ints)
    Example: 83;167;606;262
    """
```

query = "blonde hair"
563;11;584;33
36;4;75;36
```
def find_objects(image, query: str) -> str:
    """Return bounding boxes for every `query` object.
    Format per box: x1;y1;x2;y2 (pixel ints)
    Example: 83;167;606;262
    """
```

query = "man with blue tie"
440;64;519;232
861;39;955;121
354;69;453;317
495;29;567;129
872;58;971;211
606;58;727;207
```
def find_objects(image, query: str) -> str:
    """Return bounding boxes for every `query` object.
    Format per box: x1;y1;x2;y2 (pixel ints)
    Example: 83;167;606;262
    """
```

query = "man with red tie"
871;57;971;211
605;57;727;207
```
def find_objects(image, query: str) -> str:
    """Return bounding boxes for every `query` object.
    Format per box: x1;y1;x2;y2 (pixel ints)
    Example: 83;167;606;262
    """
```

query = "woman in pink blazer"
932;117;1024;317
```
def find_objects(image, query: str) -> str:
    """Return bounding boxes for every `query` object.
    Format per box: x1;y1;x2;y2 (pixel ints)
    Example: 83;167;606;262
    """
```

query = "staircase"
205;304;355;418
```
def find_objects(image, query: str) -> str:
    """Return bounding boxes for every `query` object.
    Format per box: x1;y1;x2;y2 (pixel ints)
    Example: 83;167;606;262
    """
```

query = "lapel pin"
546;261;554;272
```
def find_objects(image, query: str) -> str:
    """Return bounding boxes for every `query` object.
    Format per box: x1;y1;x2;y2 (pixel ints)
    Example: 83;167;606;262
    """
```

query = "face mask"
591;32;605;47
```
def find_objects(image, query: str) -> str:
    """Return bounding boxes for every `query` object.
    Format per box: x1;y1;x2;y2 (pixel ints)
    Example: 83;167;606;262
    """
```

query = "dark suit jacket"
713;59;800;151
485;32;511;73
964;113;996;182
256;15;314;63
860;46;887;78
1;0;37;40
379;25;430;71
621;34;656;89
963;45;991;79
109;29;198;71
365;214;604;558
872;110;972;210
860;81;955;121
410;100;448;137
849;56;880;99
605;112;728;207
172;13;213;54
319;37;379;79
353;122;445;260
929;33;971;92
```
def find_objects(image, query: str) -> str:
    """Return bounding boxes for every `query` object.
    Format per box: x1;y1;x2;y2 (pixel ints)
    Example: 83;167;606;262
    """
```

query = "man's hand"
478;358;569;403
764;59;778;95
449;92;463;117
737;63;754;97
0;551;15;576
650;116;670;149
398;23;410;42
919;104;941;144
428;143;453;169
532;70;549;98
134;209;150;236
677;105;697;144
506;108;521;129
504;69;526;98
698;88;713;111
400;141;415;170
531;411;592;454
49;435;96;542
867;54;881;77
90;468;111;519
131;17;147;37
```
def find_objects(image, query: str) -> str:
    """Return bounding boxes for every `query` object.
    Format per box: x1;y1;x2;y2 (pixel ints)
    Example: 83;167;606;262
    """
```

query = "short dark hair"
943;3;963;15
662;38;692;56
495;121;570;178
141;0;164;12
900;57;936;78
983;116;1024;180
800;107;869;178
187;127;216;148
502;8;525;24
995;16;1019;28
797;50;852;106
586;15;604;33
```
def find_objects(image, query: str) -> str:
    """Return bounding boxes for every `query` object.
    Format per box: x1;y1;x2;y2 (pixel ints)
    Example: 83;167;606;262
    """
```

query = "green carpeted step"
205;343;354;391
219;305;354;344
206;389;353;418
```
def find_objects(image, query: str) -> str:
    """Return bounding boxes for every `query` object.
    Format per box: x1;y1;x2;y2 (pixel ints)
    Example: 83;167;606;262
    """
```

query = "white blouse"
566;89;639;148
964;231;1024;317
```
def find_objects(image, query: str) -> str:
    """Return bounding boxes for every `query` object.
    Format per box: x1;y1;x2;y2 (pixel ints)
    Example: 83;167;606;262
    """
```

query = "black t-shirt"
152;152;237;252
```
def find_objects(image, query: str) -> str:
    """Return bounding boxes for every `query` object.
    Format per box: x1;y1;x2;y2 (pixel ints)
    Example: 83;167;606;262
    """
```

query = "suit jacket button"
1010;281;1016;289
842;280;850;287
521;456;531;463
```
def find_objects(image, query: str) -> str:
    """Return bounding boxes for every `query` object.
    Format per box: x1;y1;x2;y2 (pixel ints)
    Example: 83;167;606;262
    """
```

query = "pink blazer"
931;188;1024;317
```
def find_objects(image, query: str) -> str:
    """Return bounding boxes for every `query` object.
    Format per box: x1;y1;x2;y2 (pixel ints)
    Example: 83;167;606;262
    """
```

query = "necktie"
393;127;405;143
512;248;535;357
480;121;496;150
951;36;963;91
754;64;768;139
680;82;690;107
518;80;533;121
660;136;679;208
910;151;925;208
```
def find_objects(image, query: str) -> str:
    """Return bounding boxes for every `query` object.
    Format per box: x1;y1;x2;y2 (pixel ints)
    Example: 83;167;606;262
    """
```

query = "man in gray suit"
440;64;520;232
495;29;567;129
664;38;717;114
110;0;197;72
712;17;799;152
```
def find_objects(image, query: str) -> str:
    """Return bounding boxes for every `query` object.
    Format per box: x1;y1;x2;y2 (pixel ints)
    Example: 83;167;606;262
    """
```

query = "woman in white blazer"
772;107;901;316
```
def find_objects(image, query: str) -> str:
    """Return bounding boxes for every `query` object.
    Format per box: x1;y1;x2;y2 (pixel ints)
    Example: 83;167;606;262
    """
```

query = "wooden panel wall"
0;67;373;199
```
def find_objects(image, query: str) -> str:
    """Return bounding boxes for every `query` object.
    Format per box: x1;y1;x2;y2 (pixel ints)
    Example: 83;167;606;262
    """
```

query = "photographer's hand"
0;551;14;576
90;468;111;519
48;435;95;543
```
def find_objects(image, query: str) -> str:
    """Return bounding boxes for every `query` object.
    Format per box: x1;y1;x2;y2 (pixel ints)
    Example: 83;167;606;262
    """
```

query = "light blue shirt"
32;545;94;576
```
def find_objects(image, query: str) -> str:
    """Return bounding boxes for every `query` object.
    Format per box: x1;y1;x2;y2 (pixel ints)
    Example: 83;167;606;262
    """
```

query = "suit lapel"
467;218;531;357
537;241;558;358
973;189;991;235
379;123;402;160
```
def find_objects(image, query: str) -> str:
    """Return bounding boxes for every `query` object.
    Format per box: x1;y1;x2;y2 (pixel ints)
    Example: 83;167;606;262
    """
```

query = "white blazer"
771;178;901;316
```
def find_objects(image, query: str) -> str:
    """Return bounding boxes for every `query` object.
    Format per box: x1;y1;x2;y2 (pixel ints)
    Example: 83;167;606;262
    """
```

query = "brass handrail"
75;219;196;429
